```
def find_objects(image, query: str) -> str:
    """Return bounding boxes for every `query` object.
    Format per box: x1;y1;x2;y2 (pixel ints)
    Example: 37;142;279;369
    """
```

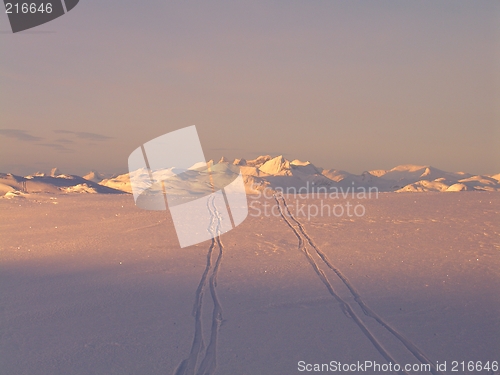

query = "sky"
0;0;499;176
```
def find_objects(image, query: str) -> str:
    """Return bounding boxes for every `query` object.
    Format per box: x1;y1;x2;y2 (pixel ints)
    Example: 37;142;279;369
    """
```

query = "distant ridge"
1;156;499;198
0;171;124;198
99;155;500;195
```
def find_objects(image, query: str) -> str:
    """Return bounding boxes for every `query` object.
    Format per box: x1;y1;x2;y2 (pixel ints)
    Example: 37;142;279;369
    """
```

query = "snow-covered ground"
0;192;499;374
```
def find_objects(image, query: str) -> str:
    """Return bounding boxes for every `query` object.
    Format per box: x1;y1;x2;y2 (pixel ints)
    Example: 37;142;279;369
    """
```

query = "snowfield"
0;192;499;375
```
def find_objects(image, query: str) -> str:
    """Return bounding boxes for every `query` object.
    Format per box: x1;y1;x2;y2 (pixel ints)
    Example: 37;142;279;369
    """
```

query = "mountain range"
1;155;499;198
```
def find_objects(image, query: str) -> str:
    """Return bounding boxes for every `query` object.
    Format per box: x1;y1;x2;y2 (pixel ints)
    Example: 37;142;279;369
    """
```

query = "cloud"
0;129;42;142
54;138;75;144
54;130;112;141
38;143;74;153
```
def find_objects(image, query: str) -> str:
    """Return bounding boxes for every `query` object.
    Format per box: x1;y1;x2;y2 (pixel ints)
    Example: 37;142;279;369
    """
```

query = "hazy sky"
1;1;499;176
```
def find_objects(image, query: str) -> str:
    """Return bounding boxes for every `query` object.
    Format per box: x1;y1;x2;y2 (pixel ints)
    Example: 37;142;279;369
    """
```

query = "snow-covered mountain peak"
2;157;499;197
258;155;291;176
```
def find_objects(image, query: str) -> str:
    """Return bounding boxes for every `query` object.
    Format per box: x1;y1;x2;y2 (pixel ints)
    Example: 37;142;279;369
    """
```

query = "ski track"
175;192;446;375
125;220;167;233
173;196;224;375
274;193;444;375
272;194;408;375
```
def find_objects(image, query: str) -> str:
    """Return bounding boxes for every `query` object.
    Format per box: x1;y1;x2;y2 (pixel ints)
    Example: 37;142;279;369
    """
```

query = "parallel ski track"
173;196;224;375
274;193;444;375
